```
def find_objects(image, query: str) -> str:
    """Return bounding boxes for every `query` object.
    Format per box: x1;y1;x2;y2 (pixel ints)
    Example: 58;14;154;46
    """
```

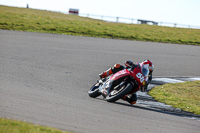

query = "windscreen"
142;65;149;77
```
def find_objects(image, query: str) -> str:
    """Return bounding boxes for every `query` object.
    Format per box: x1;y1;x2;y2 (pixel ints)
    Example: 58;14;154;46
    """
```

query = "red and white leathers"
140;59;154;90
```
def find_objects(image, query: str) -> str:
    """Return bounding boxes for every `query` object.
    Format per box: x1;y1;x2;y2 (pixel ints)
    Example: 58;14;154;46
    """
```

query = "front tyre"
106;83;132;102
88;82;101;98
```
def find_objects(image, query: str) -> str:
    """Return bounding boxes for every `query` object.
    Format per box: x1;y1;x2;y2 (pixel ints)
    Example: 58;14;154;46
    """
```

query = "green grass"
0;5;200;46
0;118;72;133
149;80;200;115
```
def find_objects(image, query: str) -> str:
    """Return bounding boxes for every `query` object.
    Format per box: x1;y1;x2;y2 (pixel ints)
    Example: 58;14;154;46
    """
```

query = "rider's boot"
99;68;113;79
122;93;137;105
99;64;124;79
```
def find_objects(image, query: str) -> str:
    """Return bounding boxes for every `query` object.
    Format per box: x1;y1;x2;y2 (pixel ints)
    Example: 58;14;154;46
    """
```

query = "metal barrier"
78;13;200;29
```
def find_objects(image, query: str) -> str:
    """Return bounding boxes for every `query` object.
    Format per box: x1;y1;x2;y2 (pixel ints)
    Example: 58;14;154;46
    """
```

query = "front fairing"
97;79;114;97
108;65;146;86
129;64;147;86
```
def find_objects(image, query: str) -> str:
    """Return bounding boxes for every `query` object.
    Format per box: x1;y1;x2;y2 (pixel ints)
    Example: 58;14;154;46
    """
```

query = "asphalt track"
0;30;200;133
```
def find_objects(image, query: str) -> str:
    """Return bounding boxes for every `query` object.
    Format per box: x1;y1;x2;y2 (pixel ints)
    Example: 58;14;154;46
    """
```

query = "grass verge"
149;80;200;115
0;5;200;46
0;118;72;133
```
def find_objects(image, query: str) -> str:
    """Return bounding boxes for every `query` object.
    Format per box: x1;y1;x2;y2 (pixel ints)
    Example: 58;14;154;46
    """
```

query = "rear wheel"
106;83;132;102
88;82;101;98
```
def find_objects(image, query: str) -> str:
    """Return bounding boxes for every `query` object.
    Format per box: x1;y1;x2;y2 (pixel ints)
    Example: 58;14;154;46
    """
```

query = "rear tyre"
106;83;132;102
88;83;101;98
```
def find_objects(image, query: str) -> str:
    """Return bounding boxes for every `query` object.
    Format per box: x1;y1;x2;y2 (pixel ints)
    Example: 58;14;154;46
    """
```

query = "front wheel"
88;82;101;98
106;83;132;102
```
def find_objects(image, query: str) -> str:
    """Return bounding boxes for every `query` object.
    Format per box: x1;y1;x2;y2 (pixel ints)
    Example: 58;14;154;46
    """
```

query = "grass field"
0;118;72;133
149;80;200;115
0;5;200;46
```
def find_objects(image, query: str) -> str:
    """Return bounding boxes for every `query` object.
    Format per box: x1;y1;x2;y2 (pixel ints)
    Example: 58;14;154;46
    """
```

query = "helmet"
141;59;154;72
124;61;134;68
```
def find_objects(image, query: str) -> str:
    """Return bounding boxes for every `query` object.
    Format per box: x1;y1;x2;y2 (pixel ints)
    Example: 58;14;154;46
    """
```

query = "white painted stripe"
190;78;200;81
153;78;184;83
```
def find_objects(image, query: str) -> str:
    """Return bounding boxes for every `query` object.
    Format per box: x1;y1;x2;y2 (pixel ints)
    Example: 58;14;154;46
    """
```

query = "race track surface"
0;30;200;133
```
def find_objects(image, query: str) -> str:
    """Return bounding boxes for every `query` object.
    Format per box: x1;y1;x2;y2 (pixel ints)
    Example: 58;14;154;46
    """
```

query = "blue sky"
1;0;200;27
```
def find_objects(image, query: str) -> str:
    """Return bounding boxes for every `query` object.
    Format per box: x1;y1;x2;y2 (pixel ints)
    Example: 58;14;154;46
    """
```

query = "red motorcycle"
88;63;149;102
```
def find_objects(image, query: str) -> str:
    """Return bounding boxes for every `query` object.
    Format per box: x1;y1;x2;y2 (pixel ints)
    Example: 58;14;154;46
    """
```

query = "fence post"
116;17;119;23
174;23;177;27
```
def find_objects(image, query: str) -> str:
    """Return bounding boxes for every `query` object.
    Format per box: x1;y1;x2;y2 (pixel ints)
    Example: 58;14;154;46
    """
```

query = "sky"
1;0;200;27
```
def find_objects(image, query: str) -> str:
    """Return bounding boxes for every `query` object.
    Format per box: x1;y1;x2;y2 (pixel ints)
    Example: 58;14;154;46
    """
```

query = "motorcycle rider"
141;59;154;91
99;59;154;105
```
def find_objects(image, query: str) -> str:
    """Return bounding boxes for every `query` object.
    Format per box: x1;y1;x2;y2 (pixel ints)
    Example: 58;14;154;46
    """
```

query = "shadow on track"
94;97;200;120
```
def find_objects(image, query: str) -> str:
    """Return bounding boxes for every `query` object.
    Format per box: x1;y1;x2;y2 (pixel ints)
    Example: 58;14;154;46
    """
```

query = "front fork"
99;80;113;98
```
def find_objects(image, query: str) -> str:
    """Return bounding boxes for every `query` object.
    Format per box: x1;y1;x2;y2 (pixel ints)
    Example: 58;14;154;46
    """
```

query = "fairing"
109;63;147;86
110;69;130;81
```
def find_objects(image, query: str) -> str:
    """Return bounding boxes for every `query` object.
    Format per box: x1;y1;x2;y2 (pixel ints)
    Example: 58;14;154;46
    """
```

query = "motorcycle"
88;63;149;102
